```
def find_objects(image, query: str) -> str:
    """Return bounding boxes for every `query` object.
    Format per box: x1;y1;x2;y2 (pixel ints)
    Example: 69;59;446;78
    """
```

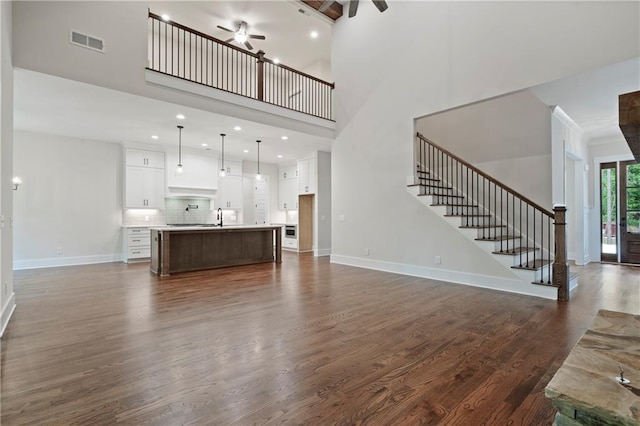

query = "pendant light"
219;133;226;177
176;125;184;174
255;140;262;181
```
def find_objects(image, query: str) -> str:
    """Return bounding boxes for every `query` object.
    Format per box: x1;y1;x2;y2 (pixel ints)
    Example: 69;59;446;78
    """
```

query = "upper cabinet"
280;165;298;180
219;159;242;177
126;149;165;169
219;175;243;209
124;149;165;209
166;150;218;190
298;158;316;195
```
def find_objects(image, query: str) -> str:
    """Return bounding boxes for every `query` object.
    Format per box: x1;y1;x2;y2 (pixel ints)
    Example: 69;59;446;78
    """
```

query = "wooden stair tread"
492;247;539;255
512;259;552;271
475;235;521;241
418;177;440;182
459;225;506;229
424;194;464;198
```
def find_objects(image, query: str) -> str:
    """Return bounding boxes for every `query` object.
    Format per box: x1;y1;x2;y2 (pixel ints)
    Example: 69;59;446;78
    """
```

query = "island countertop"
150;225;282;276
545;309;640;425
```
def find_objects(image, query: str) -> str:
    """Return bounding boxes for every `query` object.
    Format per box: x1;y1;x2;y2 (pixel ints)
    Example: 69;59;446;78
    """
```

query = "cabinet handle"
132;251;141;254
132;239;140;242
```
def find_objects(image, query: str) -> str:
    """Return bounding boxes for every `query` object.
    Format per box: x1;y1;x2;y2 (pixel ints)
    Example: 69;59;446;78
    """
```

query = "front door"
620;160;640;263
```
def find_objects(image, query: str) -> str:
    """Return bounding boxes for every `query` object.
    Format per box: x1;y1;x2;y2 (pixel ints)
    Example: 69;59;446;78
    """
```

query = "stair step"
418;177;441;182
421;184;453;190
421;194;464;198
417;170;431;175
459;225;506;229
444;214;492;218
492;247;539;255
531;281;559;288
432;203;478;207
406;184;422;188
475;235;521;242
512;259;552;271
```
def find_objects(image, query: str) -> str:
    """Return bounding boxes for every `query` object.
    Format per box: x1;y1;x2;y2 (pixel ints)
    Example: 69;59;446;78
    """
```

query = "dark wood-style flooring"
2;253;639;424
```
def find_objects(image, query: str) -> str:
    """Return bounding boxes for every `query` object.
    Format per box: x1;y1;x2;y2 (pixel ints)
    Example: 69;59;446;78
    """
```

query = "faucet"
217;208;223;227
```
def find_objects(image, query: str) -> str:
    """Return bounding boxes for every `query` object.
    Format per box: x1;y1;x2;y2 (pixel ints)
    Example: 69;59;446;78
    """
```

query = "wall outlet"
435;256;441;264
56;247;63;255
364;248;369;256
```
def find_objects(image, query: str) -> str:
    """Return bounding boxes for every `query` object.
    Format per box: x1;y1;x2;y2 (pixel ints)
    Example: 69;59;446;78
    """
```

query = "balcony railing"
148;12;334;121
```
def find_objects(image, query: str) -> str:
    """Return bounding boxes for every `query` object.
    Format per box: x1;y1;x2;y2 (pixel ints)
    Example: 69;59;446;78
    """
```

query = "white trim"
1;292;16;337
330;254;558;300
146;70;335;133
314;248;331;257
551;106;583;136
13;254;122;270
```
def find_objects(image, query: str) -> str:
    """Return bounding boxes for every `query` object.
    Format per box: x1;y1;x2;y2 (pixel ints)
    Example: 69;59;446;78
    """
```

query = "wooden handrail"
149;11;335;88
416;132;554;218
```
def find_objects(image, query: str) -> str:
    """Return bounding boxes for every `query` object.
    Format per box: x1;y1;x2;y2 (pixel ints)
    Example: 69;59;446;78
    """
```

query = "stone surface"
545;309;640;425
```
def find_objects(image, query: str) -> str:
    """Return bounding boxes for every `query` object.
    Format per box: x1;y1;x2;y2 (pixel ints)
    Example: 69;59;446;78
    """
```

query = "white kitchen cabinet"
298;158;316;195
219;159;242;177
126;148;165;169
280;165;298;180
125;167;165;209
219;175;243;209
279;178;298;211
167;150;218;190
122;227;151;262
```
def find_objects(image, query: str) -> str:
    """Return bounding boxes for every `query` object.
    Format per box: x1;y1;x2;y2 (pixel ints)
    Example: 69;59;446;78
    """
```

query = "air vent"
70;30;105;53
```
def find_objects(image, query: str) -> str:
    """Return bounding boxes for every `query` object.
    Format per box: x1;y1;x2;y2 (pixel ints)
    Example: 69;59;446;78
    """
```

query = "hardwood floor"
2;254;638;425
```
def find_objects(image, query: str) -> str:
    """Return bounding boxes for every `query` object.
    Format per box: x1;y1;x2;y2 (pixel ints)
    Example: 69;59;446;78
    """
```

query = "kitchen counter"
545;309;640;425
150;225;281;276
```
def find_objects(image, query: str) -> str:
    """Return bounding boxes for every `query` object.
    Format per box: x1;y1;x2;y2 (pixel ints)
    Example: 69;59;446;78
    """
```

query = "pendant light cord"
177;125;183;166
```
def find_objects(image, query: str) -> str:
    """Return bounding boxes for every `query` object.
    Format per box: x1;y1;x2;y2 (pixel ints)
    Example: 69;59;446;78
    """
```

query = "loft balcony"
146;12;334;128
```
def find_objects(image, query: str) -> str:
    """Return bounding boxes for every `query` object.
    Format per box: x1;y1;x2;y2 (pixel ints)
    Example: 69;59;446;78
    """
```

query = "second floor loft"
147;11;334;122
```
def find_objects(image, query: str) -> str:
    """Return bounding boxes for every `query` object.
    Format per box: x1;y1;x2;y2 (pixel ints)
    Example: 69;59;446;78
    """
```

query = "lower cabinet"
123;227;151;263
283;237;298;250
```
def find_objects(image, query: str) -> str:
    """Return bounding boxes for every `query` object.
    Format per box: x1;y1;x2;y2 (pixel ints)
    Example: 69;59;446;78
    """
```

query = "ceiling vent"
69;30;105;53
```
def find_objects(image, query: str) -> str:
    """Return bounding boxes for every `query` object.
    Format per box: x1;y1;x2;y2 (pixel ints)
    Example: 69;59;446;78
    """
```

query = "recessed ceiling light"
151;135;159;140
310;31;318;39
243;149;249;153
281;136;288;140
201;143;208;147
162;14;170;21
234;126;242;131
277;155;283;158
273;58;280;65
176;114;185;120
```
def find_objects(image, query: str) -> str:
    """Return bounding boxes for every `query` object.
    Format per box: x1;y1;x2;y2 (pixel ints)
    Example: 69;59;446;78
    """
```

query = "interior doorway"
600;162;618;262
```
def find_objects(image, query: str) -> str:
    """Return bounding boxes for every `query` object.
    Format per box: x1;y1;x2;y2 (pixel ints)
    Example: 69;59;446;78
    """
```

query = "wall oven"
285;224;297;239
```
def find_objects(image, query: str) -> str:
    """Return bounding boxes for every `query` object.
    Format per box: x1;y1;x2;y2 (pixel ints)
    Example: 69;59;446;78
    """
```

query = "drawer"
128;234;150;246
128;247;150;258
283;238;298;249
127;228;150;236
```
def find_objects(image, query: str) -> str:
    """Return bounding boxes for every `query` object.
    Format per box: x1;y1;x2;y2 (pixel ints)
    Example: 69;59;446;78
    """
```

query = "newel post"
553;205;570;301
256;50;265;101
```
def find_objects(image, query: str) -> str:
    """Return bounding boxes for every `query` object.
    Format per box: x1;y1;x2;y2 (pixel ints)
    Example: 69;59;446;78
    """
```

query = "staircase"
407;133;575;300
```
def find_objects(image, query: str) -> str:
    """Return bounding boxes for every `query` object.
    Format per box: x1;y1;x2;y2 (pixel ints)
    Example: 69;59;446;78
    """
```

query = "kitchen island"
150;225;281;276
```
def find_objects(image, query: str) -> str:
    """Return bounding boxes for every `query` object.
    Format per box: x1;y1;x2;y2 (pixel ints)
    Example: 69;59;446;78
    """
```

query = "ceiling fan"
216;21;265;51
318;0;388;18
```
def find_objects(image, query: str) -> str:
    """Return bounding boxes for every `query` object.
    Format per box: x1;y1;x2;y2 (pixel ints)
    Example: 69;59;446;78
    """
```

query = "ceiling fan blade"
225;37;235;43
372;0;388;13
248;34;266;40
217;25;234;33
244;40;254;50
318;1;333;12
349;0;359;18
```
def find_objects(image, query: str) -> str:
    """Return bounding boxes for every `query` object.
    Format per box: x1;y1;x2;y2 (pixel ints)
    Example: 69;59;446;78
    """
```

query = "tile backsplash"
122;198;240;226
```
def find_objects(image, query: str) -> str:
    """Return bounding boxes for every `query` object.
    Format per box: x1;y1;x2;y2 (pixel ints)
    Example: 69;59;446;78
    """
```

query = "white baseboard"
1;292;16;337
13;254;122;270
330;254;558;300
315;248;331;257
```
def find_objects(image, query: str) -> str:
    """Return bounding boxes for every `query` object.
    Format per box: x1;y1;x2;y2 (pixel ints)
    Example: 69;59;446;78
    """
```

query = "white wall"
13;131;123;269
417;89;552;207
1;0;15;335
331;1;639;283
315;151;331;256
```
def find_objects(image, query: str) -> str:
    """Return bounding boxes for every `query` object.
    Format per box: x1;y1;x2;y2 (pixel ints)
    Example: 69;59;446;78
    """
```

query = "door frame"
619;160;640;264
599;161;618;262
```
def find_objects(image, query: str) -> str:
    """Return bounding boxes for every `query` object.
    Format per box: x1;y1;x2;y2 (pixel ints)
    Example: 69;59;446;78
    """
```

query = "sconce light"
12;176;22;191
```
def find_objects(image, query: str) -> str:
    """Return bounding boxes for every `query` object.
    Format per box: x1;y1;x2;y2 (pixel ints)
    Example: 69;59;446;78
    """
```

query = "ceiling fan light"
234;33;247;44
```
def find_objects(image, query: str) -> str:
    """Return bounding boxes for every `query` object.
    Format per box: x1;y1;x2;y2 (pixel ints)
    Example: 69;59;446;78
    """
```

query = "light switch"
338;214;345;222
